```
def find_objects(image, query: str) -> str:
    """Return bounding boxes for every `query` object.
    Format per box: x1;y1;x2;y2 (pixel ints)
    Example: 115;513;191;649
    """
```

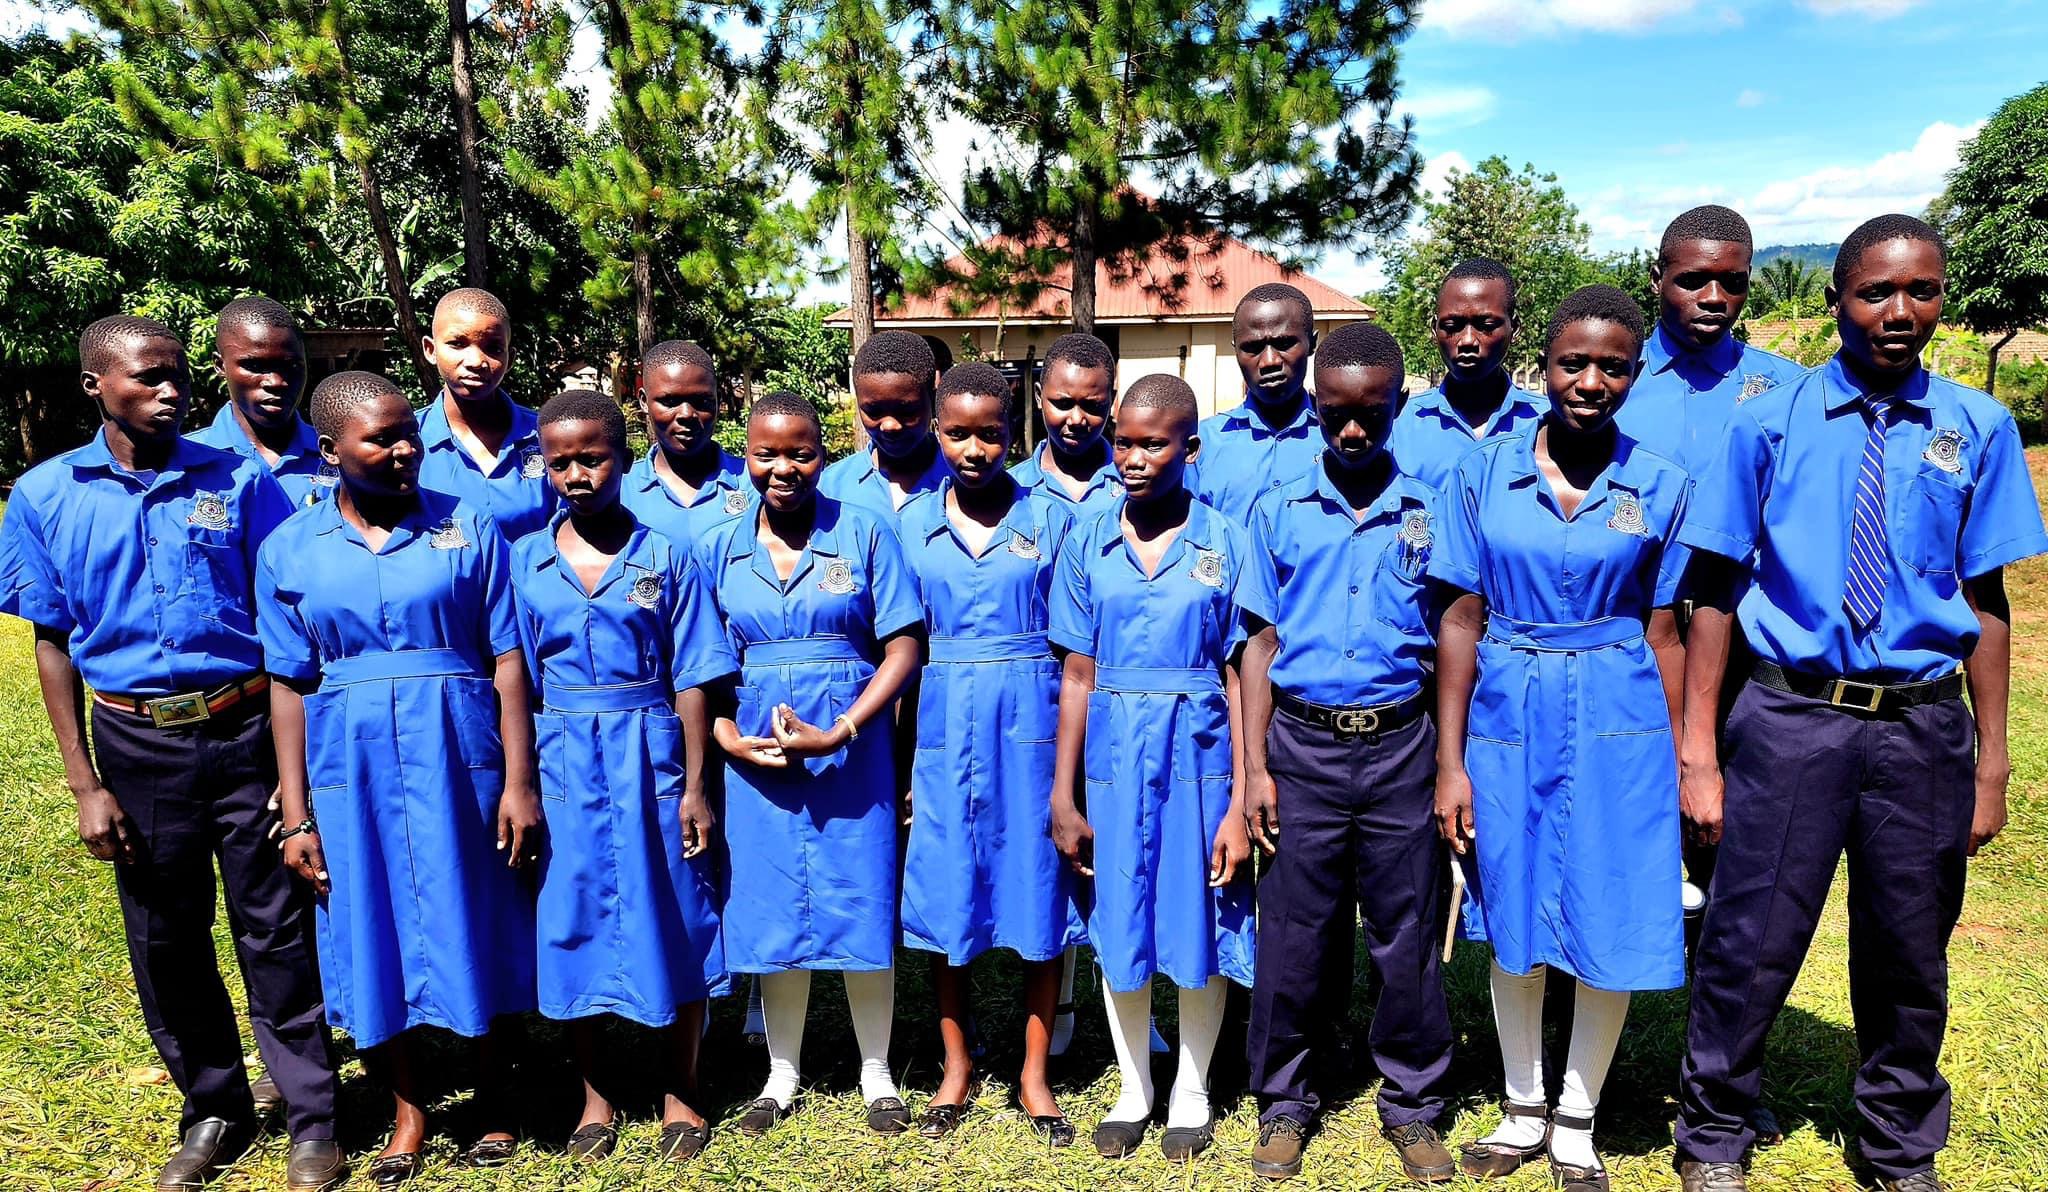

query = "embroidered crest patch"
819;559;857;595
520;448;546;479
628;572;663;610
1008;532;1041;560
186;494;231;531
1923;428;1966;474
1400;509;1433;551
722;488;748;515
1739;373;1774;401
1190;549;1225;588
428;517;470;550
1606;492;1649;537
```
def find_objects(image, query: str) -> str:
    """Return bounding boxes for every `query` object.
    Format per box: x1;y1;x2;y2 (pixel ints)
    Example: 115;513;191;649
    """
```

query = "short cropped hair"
215;296;301;340
1121;373;1199;431
1658;205;1754;265
852;330;937;390
434;287;510;326
642;339;716;384
309;370;405;440
935;362;1014;417
1833;214;1947;292
748;389;824;440
1315;322;1405;376
1044;332;1115;374
539;388;628;451
1235;282;1315;333
1546;285;1647;353
80;315;179;375
1440;257;1518;315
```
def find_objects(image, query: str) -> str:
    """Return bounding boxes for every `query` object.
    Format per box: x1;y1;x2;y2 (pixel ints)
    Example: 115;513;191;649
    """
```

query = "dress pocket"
1004;658;1063;745
646;711;686;798
303;688;349;792
1467;639;1524;745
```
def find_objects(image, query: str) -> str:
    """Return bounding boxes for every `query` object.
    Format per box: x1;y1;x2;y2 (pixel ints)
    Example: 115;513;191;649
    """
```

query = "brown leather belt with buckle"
1750;659;1962;715
1273;688;1427;739
92;674;271;727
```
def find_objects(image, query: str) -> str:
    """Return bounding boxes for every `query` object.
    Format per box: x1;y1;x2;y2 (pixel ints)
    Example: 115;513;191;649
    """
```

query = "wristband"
835;713;859;741
277;816;318;843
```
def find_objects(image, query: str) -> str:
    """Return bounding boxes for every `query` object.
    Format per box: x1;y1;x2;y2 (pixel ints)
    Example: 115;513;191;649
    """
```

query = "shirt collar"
1646;322;1741;377
629;448;746;505
1295;456;1426;525
1021;444;1116;493
1221;393;1316;438
417;391;540;452
917;477;1041;545
1408;383;1540;433
206;403;322;465
722;496;849;562
310;491;448;550
1820;354;1932;413
1095;494;1225;561
70;429;212;485
531;509;653;589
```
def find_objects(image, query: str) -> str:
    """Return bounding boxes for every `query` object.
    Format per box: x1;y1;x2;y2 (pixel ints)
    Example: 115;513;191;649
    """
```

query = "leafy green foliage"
1750;256;1827;319
1931;83;2048;342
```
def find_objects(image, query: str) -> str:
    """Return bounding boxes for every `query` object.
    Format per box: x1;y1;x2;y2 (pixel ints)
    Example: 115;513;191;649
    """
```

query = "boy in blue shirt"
622;339;750;547
1386;257;1542;489
1012;331;1121;516
190;296;334;507
1192;284;1324;522
1673;216;2048;1192
415;287;556;541
821;330;950;519
1240;323;1455;1182
0;316;341;1190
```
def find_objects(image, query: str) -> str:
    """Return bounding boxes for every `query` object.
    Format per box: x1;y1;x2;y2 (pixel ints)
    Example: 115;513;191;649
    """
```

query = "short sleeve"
238;467;295;571
1425;457;1485;595
509;564;545;698
1652;479;1693;608
1047;523;1098;657
1959;414;2048;578
474;517;523;657
1240;496;1282;628
254;540;319;682
0;493;74;633
1677;405;1772;563
670;549;739;691
1222;524;1251;655
865;519;924;641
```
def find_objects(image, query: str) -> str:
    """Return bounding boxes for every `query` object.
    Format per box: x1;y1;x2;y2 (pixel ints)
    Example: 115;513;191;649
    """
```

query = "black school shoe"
154;1118;251;1190
1092;1117;1148;1158
737;1097;791;1137
1160;1113;1216;1163
866;1096;912;1135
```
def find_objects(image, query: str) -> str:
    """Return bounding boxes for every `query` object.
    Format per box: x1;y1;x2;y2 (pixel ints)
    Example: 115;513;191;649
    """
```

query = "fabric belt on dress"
1093;665;1223;695
927;632;1051;664
1273;687;1426;739
1484;613;1644;651
323;648;484;685
742;635;867;666
542;678;670;713
1750;658;1963;715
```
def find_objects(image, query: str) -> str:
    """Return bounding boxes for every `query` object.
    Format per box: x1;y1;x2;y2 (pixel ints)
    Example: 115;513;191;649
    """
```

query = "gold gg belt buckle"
1331;707;1382;736
145;692;212;728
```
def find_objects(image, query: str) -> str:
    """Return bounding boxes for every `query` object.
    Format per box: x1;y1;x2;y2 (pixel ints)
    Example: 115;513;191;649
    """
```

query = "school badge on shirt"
722;488;748;515
520;447;546;479
627;572;663;610
1606;492;1649;538
819;558;858;595
1008;531;1042;560
1739;373;1775;401
1398;508;1433;575
428;517;470;550
1923;428;1966;474
186;494;232;531
1190;549;1225;588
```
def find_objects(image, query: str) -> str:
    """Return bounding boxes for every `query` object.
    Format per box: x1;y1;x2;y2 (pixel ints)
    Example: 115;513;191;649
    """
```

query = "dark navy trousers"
91;699;337;1141
1247;705;1453;1128
1676;680;1974;1180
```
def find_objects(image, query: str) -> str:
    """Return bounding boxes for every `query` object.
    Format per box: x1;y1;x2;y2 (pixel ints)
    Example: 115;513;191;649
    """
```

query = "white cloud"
1398;86;1499;132
1421;0;1708;41
1801;0;1924;16
1735;88;1767;108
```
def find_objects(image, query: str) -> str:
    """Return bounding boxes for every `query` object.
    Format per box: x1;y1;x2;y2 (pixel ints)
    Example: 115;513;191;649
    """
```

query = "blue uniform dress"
255;494;536;1048
189;405;337;508
1048;498;1256;991
1386;383;1544;490
898;482;1087;965
694;497;924;971
1428;425;1692;993
621;448;750;550
819;446;950;523
1010;444;1121;519
1190;398;1322;523
512;515;740;1024
417;393;556;542
1614;325;1805;479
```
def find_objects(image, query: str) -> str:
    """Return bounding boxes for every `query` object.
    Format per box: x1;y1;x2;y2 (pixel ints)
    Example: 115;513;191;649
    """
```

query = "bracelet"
835;713;859;741
277;816;318;843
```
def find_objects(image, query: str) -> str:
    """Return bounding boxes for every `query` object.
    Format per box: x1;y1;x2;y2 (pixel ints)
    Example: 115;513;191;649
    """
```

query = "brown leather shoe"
1252;1115;1307;1179
284;1138;346;1191
250;1071;285;1116
1383;1120;1456;1183
155;1118;250;1189
1678;1160;1749;1192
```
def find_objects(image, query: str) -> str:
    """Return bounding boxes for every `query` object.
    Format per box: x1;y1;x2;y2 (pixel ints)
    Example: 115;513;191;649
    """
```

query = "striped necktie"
1843;392;1893;631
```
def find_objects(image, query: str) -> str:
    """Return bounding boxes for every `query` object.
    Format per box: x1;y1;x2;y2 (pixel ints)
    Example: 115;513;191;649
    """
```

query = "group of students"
2;203;2037;1192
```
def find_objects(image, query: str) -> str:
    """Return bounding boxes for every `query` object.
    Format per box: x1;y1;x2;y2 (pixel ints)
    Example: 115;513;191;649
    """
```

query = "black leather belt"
1273;688;1426;739
1751;659;1963;715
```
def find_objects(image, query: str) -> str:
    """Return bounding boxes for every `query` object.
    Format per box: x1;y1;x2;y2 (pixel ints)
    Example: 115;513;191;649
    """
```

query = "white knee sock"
1551;982;1630;1170
1166;978;1227;1129
1050;948;1079;1056
758;969;811;1107
1481;960;1548;1150
1103;977;1156;1122
844;968;899;1103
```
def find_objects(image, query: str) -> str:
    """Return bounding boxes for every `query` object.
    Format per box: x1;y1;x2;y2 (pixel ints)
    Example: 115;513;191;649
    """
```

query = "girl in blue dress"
511;390;739;1165
694;391;925;1137
1430;286;1690;1191
259;371;541;1182
900;364;1086;1143
1048;374;1254;1164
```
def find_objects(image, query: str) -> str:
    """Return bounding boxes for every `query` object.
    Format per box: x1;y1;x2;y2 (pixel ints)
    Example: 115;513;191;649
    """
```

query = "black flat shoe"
565;1120;617;1163
867;1096;912;1135
1160;1115;1216;1163
284;1138;346;1192
155;1117;252;1189
366;1152;423;1188
1093;1118;1147;1158
737;1097;789;1137
251;1071;285;1117
463;1136;518;1168
1030;1114;1077;1148
916;1101;967;1139
658;1120;711;1162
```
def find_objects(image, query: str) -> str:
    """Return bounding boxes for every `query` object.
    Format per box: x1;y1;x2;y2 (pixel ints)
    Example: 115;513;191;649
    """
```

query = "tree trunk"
1987;327;2016;397
447;0;490;286
1070;199;1098;334
632;213;656;356
358;155;435;394
846;206;876;356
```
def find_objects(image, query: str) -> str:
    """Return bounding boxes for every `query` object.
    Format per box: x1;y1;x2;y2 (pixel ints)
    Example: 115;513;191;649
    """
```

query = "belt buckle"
1828;679;1885;713
145;692;211;728
1331;707;1381;737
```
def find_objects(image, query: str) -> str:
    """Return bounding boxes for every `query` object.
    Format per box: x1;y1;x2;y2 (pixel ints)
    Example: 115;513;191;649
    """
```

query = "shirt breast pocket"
1372;544;1431;638
184;532;252;628
1902;467;1966;576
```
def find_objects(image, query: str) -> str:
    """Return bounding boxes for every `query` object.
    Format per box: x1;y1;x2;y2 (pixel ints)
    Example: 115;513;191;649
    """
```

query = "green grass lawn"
5;460;2048;1192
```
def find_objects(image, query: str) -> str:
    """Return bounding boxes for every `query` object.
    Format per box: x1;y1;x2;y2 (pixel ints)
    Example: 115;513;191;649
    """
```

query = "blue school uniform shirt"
1385;382;1543;490
1190;396;1322;523
1010;444;1121;517
1244;460;1442;707
1614;324;1806;478
1049;497;1250;668
0;432;292;695
416;393;556;543
189;404;337;507
819;445;951;523
1680;355;2048;683
620;448;750;549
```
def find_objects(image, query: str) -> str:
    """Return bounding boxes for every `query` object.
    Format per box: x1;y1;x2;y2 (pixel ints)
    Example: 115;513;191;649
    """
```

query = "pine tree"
448;0;491;284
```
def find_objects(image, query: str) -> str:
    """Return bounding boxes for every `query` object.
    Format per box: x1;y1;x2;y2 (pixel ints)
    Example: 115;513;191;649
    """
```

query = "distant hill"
1754;243;1838;269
